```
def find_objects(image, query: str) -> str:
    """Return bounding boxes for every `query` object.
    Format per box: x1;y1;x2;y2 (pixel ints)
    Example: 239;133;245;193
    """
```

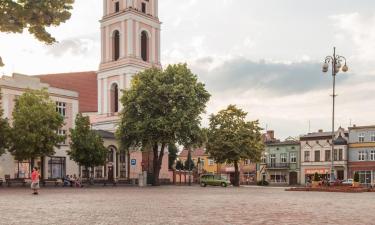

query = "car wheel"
221;182;227;187
201;182;207;187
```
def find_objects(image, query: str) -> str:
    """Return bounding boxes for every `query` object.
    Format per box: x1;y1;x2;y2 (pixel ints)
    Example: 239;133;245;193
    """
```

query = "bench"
42;179;63;187
90;179;117;186
5;178;27;187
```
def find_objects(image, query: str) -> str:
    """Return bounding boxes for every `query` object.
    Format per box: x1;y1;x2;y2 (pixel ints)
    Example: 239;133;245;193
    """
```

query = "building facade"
178;148;218;174
0;74;79;180
348;125;375;185
260;137;301;185
300;128;348;184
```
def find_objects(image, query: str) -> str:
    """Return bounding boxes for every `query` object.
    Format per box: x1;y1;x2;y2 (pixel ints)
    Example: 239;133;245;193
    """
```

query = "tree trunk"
152;142;165;186
127;151;130;180
234;161;240;187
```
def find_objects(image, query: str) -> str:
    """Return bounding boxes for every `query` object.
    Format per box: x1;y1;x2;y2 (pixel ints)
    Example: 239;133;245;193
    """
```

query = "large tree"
68;114;107;181
0;91;10;156
9;89;65;166
117;64;210;186
206;105;263;187
0;0;75;66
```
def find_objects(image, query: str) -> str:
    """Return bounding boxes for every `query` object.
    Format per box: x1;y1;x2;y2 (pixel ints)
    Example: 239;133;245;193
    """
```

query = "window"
290;153;297;163
95;167;103;178
110;83;119;113
357;171;372;184
107;147;116;162
270;154;276;165
57;129;67;145
208;159;214;166
333;149;338;161
15;161;31;178
370;150;375;161
358;151;366;161
48;157;66;179
115;1;120;12
338;149;343;161
113;30;120;61
141;2;146;13
261;156;266;164
141;31;148;62
291;146;295;150
314;150;320;162
359;133;365;143
371;132;375;142
281;154;287;163
325;150;331;161
304;151;310;162
56;102;66;117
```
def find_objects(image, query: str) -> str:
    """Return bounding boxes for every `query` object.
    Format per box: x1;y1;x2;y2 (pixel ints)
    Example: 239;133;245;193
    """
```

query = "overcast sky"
1;0;375;139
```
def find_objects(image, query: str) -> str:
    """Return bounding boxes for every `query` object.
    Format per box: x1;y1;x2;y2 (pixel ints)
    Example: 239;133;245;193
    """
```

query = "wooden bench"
42;179;63;187
5;178;27;187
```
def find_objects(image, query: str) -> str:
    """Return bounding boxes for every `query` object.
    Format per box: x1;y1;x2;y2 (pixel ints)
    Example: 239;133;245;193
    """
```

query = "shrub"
257;180;269;186
313;172;320;182
354;172;360;183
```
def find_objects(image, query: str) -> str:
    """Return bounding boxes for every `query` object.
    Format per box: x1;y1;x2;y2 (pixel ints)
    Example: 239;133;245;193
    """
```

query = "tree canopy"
8;89;65;161
206;105;263;186
0;0;74;66
0;91;10;156
68;113;107;173
117;64;210;185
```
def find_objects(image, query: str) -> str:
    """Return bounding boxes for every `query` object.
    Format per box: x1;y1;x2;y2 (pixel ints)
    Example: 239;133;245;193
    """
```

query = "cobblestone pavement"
0;185;374;225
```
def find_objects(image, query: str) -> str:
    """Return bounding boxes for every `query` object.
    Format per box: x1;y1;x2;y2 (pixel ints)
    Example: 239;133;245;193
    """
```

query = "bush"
313;172;320;182
354;172;360;182
257;180;269;186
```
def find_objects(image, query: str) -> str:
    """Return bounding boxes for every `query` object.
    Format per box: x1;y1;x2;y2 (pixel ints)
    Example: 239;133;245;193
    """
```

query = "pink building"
0;74;79;180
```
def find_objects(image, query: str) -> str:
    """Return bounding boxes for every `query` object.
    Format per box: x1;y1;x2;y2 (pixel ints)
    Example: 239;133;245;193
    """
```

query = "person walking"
31;167;40;195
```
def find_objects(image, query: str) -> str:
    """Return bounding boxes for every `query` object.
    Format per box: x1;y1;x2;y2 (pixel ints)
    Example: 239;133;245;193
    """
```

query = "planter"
312;181;320;188
352;182;360;188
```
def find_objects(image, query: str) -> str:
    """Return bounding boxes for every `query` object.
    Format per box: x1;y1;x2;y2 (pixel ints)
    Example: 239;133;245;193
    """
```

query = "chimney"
318;129;323;133
267;130;275;140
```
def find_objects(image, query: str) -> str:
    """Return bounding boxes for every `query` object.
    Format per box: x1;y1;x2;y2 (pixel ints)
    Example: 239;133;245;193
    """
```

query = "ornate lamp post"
322;47;349;182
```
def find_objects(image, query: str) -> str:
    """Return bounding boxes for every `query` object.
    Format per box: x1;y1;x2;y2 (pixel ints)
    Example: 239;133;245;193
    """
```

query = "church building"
0;0;170;183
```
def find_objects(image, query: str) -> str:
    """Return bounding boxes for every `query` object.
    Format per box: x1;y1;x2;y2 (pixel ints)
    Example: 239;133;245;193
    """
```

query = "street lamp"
322;47;349;183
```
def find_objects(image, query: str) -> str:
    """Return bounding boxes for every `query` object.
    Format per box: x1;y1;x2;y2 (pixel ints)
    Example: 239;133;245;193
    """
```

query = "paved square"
0;186;373;225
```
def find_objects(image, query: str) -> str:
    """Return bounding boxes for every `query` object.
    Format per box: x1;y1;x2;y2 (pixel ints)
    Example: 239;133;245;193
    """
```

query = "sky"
1;0;375;139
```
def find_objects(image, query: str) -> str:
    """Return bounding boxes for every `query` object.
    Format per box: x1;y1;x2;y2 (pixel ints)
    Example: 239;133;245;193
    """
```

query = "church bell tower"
97;0;161;117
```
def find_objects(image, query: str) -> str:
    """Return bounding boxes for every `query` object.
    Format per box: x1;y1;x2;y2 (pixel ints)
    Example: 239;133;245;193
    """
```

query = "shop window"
48;157;66;179
15;161;31;178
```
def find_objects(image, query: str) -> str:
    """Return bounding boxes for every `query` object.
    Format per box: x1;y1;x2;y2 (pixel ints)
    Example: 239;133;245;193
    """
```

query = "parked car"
342;179;353;185
200;174;231;187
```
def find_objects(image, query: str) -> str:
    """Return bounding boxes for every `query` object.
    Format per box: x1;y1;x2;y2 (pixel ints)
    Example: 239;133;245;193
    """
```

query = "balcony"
266;163;290;169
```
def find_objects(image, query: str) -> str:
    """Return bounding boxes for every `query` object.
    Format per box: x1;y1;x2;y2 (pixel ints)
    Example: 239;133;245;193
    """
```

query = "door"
108;166;114;181
337;170;344;180
289;172;298;185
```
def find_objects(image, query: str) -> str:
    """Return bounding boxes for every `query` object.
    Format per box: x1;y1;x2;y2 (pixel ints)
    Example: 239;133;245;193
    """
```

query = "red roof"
179;148;207;158
36;71;97;113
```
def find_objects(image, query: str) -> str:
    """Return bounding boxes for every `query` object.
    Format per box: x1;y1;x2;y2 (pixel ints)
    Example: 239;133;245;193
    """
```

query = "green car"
200;174;231;187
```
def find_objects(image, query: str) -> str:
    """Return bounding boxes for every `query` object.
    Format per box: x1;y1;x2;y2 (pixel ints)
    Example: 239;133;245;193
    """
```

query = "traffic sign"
131;159;136;166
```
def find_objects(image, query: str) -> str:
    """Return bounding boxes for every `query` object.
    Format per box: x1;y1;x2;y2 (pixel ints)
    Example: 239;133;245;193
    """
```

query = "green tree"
0;0;74;66
184;151;195;171
206;105;263;187
0;91;10;156
168;144;178;170
9;89;65;167
68;114;107;181
175;160;184;171
117;64;210;186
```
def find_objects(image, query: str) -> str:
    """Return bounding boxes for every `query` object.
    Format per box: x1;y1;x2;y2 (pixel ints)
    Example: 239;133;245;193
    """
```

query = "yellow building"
178;148;218;174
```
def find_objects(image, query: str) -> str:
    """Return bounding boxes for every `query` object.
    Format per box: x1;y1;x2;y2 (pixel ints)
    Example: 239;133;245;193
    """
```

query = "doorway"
108;166;114;181
337;170;344;180
289;171;298;185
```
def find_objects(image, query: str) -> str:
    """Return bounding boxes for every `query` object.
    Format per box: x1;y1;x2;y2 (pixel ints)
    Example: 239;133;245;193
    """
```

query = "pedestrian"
31;167;40;195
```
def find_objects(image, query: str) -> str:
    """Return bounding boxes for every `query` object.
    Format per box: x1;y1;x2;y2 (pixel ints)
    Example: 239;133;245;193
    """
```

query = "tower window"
141;31;148;62
113;30;120;61
142;3;146;13
115;2;120;12
110;83;119;113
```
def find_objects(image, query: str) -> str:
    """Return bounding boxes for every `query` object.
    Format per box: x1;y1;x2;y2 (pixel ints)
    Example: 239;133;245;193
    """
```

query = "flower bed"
286;186;370;193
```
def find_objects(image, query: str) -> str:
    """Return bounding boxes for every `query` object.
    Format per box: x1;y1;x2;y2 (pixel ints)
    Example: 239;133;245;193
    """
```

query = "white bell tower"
97;0;161;119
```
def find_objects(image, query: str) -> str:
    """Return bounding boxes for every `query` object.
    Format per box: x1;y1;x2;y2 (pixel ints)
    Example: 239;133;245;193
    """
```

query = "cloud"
46;37;96;57
191;56;349;96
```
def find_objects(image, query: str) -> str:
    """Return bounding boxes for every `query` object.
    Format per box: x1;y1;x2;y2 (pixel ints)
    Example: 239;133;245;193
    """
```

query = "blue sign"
131;159;136;166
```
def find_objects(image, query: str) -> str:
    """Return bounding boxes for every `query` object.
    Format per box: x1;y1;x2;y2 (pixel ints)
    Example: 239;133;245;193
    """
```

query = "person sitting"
63;175;71;187
75;175;83;188
69;175;75;187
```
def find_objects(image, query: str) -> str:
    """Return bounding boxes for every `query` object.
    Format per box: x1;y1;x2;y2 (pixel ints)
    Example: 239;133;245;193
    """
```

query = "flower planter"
312;181;320;188
352;182;360;188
